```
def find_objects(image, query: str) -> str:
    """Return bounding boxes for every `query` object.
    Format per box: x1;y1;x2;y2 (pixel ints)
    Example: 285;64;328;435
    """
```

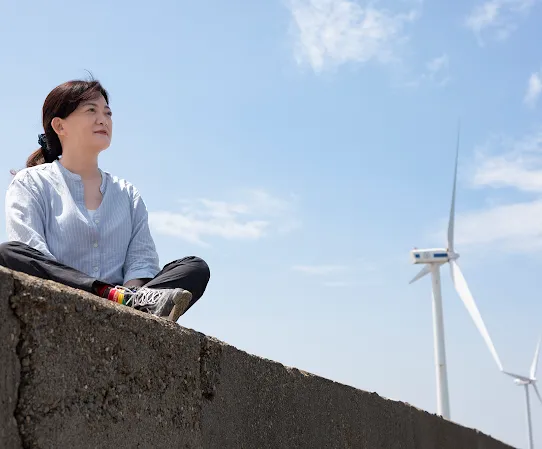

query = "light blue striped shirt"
5;160;160;285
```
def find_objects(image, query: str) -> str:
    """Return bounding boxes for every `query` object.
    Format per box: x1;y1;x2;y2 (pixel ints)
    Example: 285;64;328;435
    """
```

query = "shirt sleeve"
122;188;160;284
5;173;57;260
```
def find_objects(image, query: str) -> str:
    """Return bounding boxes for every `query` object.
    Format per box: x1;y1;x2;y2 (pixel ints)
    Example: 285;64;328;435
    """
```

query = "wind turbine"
502;338;542;449
409;127;503;419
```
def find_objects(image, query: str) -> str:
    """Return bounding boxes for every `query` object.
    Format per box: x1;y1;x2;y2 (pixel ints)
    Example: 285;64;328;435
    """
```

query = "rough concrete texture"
0;266;515;449
0;268;21;448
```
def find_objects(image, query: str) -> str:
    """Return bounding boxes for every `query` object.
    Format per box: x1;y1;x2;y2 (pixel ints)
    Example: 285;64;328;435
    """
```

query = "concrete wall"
0;267;514;449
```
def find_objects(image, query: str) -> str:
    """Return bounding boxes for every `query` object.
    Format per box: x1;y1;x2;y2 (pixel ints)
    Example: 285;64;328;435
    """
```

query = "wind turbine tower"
409;127;503;419
502;338;542;449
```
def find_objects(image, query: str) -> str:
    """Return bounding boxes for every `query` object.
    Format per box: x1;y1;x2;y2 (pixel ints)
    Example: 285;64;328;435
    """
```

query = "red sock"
95;285;128;305
96;285;112;298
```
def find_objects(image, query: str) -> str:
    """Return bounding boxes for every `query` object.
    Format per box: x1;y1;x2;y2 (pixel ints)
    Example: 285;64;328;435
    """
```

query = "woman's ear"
51;117;65;136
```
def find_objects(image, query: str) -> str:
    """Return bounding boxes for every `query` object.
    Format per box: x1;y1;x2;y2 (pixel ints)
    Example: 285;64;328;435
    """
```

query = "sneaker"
120;286;193;322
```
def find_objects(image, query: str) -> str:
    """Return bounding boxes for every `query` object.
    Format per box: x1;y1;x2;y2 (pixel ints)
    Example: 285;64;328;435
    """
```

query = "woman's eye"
88;108;95;112
107;111;113;117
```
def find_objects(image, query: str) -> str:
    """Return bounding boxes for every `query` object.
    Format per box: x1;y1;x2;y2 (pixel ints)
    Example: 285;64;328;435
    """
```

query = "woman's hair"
26;79;109;168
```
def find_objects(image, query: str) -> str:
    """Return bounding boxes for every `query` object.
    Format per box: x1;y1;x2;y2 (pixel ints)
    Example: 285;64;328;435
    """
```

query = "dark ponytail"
26;79;109;168
26;148;47;168
26;129;62;167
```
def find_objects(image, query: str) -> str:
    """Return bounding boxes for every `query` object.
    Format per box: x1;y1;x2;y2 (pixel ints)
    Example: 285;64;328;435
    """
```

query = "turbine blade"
447;122;460;252
533;384;542;405
409;265;431;284
503;371;531;382
450;260;503;371
529;336;541;380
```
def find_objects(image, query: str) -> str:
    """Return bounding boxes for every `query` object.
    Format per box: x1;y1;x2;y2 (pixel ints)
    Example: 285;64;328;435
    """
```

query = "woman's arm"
122;188;160;285
5;173;56;260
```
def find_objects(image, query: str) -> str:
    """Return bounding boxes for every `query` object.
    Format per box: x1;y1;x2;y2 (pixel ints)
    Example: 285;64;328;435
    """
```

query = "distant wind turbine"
409;126;503;419
502;338;542;449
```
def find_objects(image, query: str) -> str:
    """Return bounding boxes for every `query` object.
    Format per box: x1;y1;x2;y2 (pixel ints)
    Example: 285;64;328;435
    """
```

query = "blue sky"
1;0;542;446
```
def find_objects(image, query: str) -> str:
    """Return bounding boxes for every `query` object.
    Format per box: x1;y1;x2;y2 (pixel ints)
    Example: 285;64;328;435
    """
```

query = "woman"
1;79;210;322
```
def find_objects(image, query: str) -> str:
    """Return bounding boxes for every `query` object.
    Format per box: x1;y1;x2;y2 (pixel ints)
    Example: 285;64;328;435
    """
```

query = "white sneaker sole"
167;289;193;322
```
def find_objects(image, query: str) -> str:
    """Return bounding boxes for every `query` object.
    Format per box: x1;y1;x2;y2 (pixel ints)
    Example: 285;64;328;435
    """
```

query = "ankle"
95;285;128;305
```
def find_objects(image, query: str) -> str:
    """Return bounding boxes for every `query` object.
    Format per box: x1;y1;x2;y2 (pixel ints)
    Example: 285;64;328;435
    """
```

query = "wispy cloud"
453;128;542;253
401;54;452;88
424;54;451;86
464;0;536;44
472;131;542;192
292;258;379;287
149;190;300;246
456;200;542;252
524;69;542;108
287;0;420;72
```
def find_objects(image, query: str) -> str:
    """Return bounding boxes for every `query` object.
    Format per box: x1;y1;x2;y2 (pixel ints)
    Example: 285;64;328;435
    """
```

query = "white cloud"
464;0;536;44
149;190;299;246
473;154;542;192
287;0;419;72
472;131;542;192
453;128;542;253
401;54;452;88
424;54;451;86
292;259;379;287
524;70;542;108
455;200;542;252
292;264;348;275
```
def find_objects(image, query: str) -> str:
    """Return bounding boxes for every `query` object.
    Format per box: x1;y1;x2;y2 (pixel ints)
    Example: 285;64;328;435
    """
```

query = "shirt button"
93;266;99;272
93;243;98;248
94;219;99;224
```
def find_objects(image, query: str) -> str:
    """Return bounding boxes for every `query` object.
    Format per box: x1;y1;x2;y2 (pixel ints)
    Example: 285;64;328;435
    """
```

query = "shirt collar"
53;160;107;194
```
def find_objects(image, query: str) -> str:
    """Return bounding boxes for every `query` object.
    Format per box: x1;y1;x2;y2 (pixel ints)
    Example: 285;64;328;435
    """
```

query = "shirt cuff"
123;269;158;285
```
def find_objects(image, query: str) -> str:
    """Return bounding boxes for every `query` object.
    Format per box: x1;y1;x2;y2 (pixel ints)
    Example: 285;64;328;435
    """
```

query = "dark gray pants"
0;241;210;313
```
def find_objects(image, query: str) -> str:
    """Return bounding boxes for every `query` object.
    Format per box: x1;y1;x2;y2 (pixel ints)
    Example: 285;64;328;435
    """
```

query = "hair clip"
38;133;48;151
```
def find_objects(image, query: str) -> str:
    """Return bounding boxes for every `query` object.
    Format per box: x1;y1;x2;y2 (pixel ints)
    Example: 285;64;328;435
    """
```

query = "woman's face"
56;94;113;154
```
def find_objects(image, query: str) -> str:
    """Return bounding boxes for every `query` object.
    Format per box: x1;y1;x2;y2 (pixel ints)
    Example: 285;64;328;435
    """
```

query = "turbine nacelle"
410;248;460;265
508;375;534;386
503;338;541;396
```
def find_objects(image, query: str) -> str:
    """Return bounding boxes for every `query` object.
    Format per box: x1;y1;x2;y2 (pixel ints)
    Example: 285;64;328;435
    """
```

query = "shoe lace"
120;286;166;308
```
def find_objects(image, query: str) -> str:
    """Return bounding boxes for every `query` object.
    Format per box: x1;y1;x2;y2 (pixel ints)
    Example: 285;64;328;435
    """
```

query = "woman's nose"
96;113;109;126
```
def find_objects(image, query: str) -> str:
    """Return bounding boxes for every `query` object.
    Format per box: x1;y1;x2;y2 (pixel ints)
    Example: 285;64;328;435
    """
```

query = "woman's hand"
123;278;149;288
